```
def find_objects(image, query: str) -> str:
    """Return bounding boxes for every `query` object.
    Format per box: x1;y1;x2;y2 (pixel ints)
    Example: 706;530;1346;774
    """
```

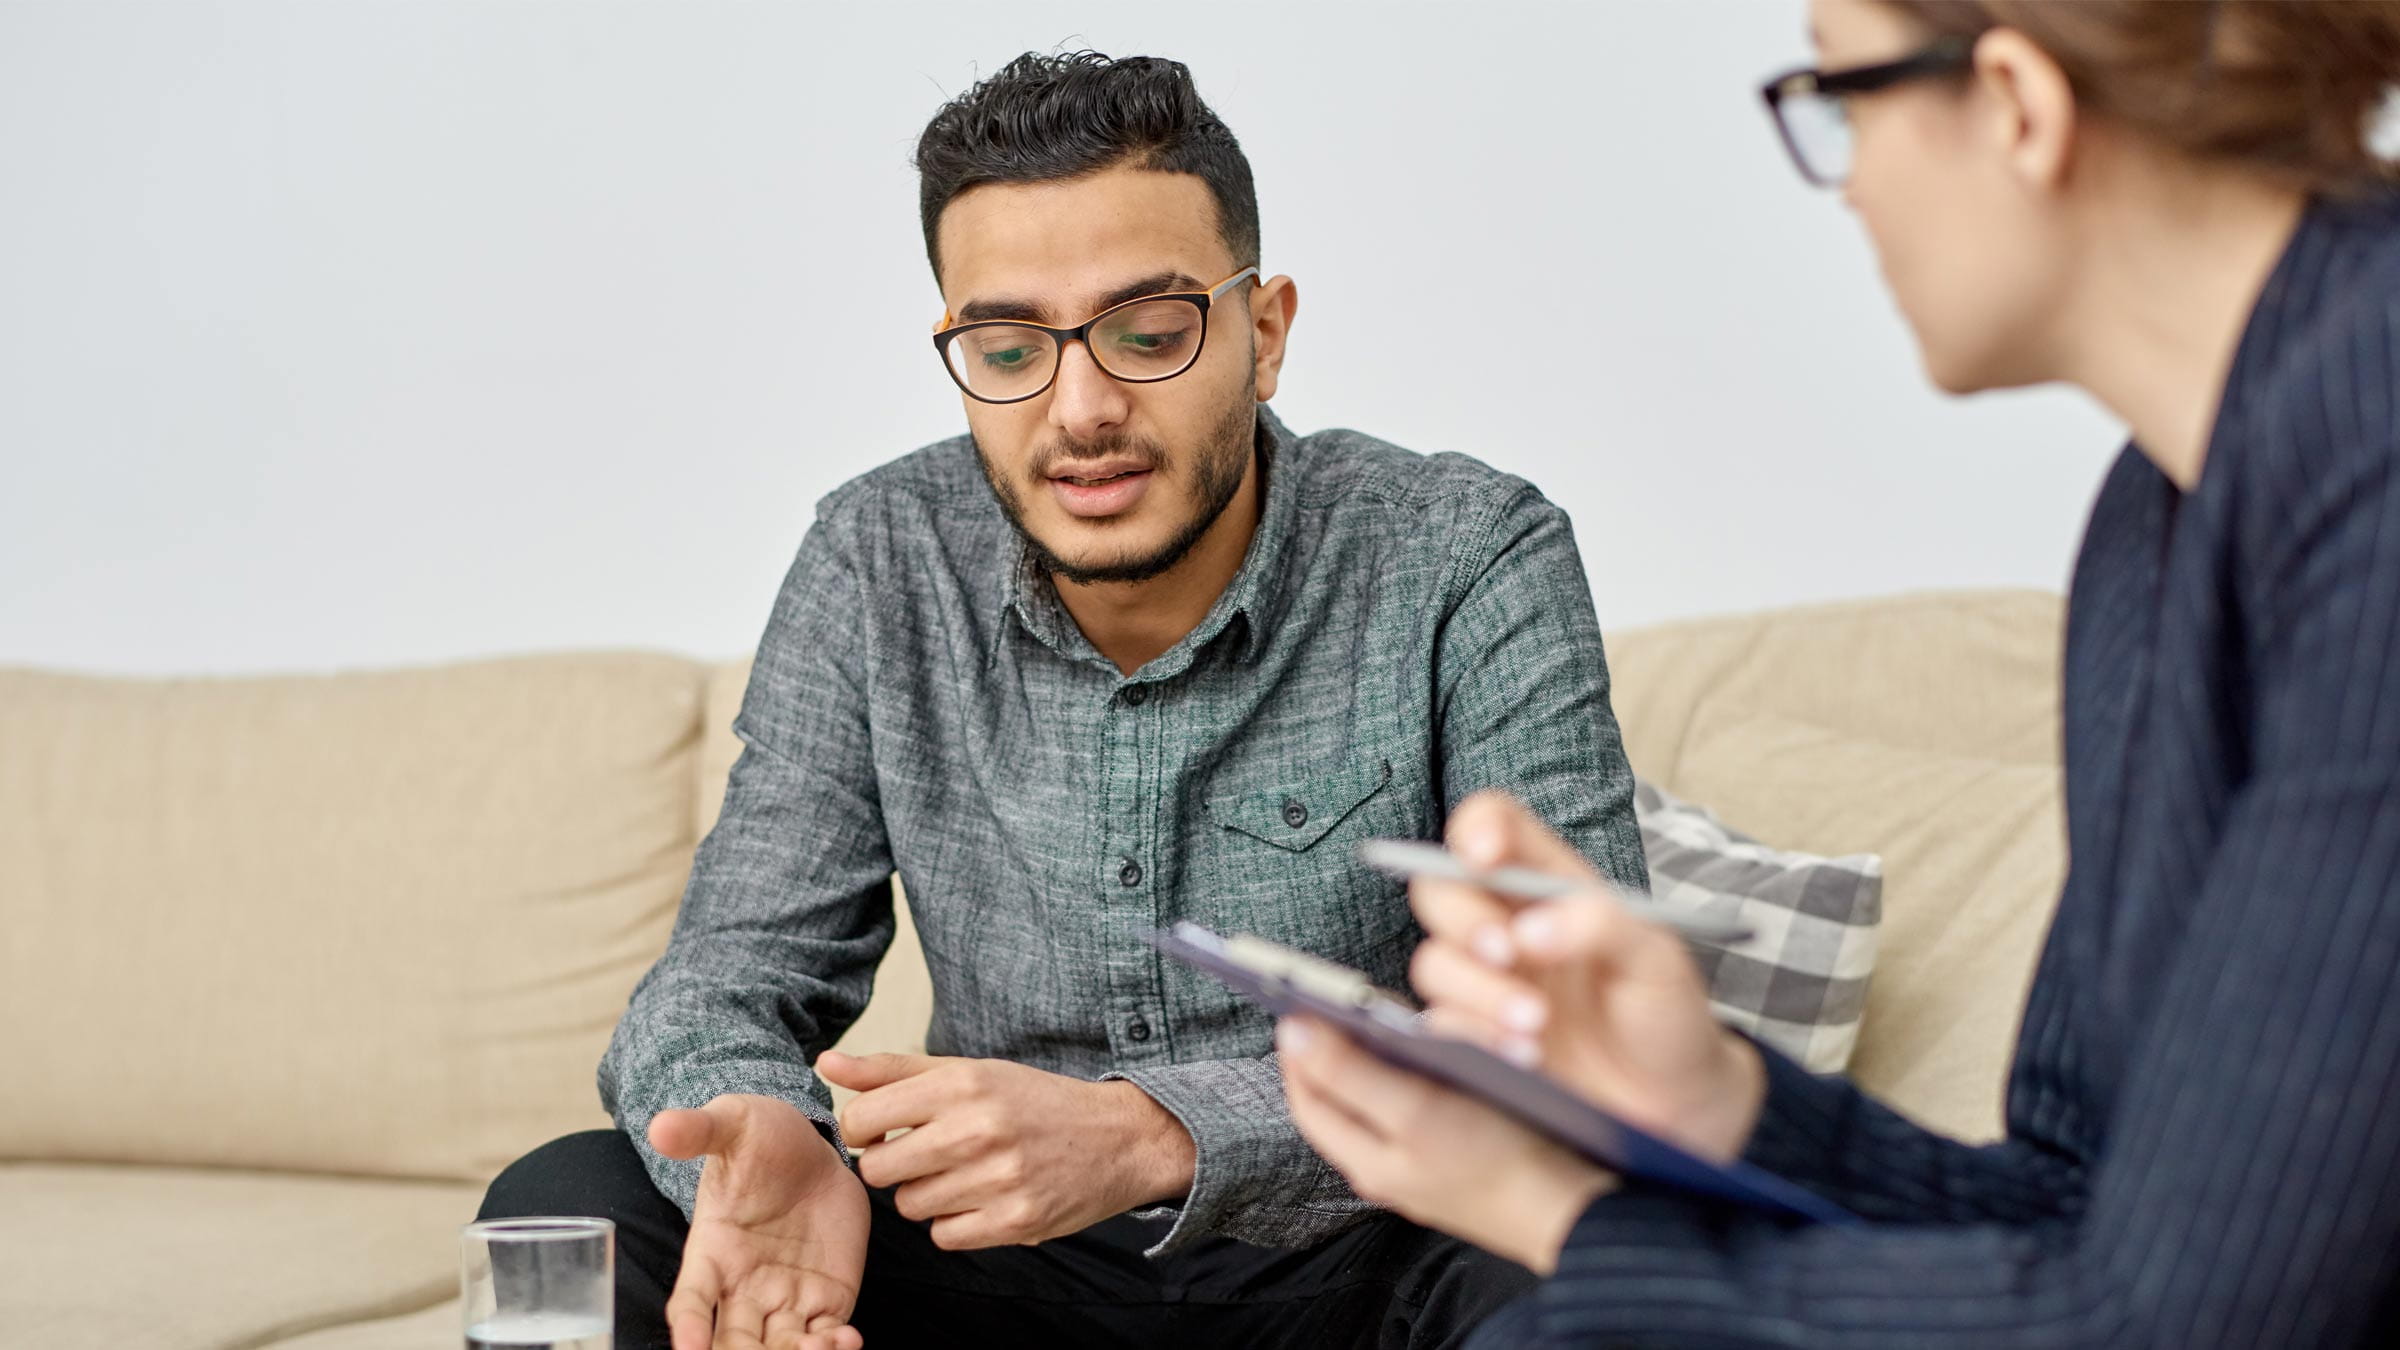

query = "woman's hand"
1277;790;1771;1273
1278;1015;1615;1274
1413;789;1767;1163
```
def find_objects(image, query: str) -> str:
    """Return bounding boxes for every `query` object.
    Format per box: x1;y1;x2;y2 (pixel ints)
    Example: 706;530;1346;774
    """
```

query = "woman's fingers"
1278;1018;1439;1134
1509;890;1665;975
1415;1005;1545;1067
1420;791;1618;969
1410;940;1549;1054
1280;1026;1398;1197
1409;873;1516;952
1448;789;1599;877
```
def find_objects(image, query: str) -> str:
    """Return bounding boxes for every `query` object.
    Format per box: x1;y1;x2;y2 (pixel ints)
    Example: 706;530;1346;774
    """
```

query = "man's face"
935;166;1268;585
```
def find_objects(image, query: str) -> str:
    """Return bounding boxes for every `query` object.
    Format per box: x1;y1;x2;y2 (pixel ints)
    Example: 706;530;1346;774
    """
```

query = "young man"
481;51;1646;1350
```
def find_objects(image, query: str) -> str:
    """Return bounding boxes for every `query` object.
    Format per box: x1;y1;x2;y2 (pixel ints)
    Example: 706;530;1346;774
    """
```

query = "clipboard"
1145;921;1860;1228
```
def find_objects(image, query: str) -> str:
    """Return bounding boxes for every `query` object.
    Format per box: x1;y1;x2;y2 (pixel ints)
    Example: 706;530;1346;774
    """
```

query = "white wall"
0;0;2124;676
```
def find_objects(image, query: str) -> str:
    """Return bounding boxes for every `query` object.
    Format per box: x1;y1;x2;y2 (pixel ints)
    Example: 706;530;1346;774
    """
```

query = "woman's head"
1798;0;2400;394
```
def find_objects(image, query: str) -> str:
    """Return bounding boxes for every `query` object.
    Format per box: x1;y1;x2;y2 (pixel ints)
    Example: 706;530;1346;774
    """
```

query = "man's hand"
821;1051;1196;1250
648;1094;870;1350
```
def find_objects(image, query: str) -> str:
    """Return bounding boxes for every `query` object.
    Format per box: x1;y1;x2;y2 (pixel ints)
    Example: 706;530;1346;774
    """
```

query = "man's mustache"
1031;436;1168;480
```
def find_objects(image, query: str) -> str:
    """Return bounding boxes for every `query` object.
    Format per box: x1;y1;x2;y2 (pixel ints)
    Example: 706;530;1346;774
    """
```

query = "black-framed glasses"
931;266;1261;405
1759;39;1976;187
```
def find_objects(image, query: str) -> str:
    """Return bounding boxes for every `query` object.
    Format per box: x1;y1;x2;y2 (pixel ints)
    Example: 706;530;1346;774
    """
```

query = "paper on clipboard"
1144;921;1860;1228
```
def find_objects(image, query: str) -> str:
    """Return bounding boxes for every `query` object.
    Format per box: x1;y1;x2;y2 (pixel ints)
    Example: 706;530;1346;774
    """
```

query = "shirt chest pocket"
1198;757;1422;976
1208;756;1398;852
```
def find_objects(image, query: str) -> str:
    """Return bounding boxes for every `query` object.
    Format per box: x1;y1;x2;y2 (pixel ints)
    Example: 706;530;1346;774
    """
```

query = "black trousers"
481;1130;1537;1350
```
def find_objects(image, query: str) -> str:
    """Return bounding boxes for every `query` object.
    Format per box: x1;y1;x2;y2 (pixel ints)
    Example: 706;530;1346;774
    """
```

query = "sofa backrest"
1605;589;2068;1140
0;653;704;1182
0;587;2065;1183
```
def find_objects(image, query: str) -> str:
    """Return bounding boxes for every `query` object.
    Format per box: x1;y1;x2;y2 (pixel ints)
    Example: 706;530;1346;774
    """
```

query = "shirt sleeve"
1492;447;2400;1348
1103;1054;1377;1254
597;508;897;1218
1432;483;1649;895
1734;1038;2084;1225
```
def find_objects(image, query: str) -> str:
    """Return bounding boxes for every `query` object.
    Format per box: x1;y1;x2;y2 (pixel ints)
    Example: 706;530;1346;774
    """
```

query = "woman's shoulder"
2202;196;2399;592
2232;194;2400;477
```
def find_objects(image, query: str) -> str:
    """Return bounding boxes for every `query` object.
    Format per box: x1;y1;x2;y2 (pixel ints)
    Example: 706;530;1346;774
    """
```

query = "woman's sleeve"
1498;445;2400;1348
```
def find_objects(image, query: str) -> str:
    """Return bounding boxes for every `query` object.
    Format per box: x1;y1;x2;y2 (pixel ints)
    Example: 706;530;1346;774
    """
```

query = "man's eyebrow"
954;271;1206;325
1096;271;1205;311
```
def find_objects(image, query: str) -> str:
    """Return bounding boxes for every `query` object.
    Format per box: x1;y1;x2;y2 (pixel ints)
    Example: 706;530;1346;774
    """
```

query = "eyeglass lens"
1781;85;1854;185
945;297;1208;401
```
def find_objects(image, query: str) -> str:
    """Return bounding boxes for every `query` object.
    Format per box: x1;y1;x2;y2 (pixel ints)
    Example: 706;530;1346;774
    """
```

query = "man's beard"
976;395;1257;587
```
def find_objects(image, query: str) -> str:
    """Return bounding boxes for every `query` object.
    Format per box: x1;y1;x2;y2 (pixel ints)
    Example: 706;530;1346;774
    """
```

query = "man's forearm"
1100;1078;1199;1208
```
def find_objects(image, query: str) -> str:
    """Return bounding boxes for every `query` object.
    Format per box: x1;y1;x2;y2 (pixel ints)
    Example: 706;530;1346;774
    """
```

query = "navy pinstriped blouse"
1476;191;2400;1347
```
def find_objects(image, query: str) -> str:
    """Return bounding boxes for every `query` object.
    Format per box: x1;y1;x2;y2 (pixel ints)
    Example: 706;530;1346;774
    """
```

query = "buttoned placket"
1103;675;1168;1060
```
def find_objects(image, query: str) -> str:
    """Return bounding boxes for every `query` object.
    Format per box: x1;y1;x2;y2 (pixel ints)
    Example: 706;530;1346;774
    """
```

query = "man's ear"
1248;274;1300;403
1973;28;2080;194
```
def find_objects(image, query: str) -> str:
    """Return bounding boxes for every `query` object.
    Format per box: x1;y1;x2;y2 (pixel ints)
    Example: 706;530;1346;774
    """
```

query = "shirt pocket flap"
1208;757;1395;853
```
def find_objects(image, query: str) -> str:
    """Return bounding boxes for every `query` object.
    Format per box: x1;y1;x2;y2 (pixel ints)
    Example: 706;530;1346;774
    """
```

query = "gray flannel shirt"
598;406;1647;1255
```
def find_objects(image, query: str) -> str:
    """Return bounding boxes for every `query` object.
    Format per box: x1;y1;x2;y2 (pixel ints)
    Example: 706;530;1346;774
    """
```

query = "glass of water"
461;1217;614;1350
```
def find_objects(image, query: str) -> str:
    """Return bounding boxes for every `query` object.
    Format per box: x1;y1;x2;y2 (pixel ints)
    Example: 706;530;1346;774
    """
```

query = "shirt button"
1282;798;1310;829
1119;858;1144;887
1123;685;1148;706
1128;1016;1152;1043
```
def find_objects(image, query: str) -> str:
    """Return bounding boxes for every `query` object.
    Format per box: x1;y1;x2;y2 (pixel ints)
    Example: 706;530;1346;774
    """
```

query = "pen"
1358;838;1756;946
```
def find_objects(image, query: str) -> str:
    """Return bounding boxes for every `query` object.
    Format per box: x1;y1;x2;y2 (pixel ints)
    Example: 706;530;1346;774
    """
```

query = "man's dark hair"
913;51;1261;280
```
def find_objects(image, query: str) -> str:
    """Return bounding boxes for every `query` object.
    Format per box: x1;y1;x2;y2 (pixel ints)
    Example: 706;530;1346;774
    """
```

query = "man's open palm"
650;1094;870;1350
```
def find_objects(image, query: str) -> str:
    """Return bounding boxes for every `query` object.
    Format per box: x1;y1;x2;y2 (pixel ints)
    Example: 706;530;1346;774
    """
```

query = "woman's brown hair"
1893;0;2400;192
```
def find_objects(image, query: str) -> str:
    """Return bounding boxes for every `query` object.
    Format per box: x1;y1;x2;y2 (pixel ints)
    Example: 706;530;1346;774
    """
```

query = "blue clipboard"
1145;921;1860;1229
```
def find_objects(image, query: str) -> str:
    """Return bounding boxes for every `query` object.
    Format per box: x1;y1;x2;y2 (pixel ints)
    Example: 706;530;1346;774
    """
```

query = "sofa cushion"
1671;711;2065;1142
265;1300;462;1349
0;1163;478;1350
1639;779;1883;1075
0;654;705;1181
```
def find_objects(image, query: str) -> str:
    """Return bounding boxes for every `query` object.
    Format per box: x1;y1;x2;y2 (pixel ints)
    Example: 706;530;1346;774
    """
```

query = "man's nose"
1046;339;1131;442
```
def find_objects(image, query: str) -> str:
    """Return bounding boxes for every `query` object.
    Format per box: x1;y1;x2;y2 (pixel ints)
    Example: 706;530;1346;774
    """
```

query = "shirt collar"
991;404;1300;676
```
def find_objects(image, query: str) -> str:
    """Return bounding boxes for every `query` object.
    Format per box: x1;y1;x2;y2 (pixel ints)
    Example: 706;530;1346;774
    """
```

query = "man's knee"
480;1129;660;1222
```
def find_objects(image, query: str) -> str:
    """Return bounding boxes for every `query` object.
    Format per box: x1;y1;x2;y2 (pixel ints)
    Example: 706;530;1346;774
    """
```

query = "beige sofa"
0;589;2068;1349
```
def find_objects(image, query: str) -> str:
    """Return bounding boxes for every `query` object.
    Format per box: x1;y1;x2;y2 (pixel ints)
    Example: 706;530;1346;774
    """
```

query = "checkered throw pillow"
1637;779;1883;1073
